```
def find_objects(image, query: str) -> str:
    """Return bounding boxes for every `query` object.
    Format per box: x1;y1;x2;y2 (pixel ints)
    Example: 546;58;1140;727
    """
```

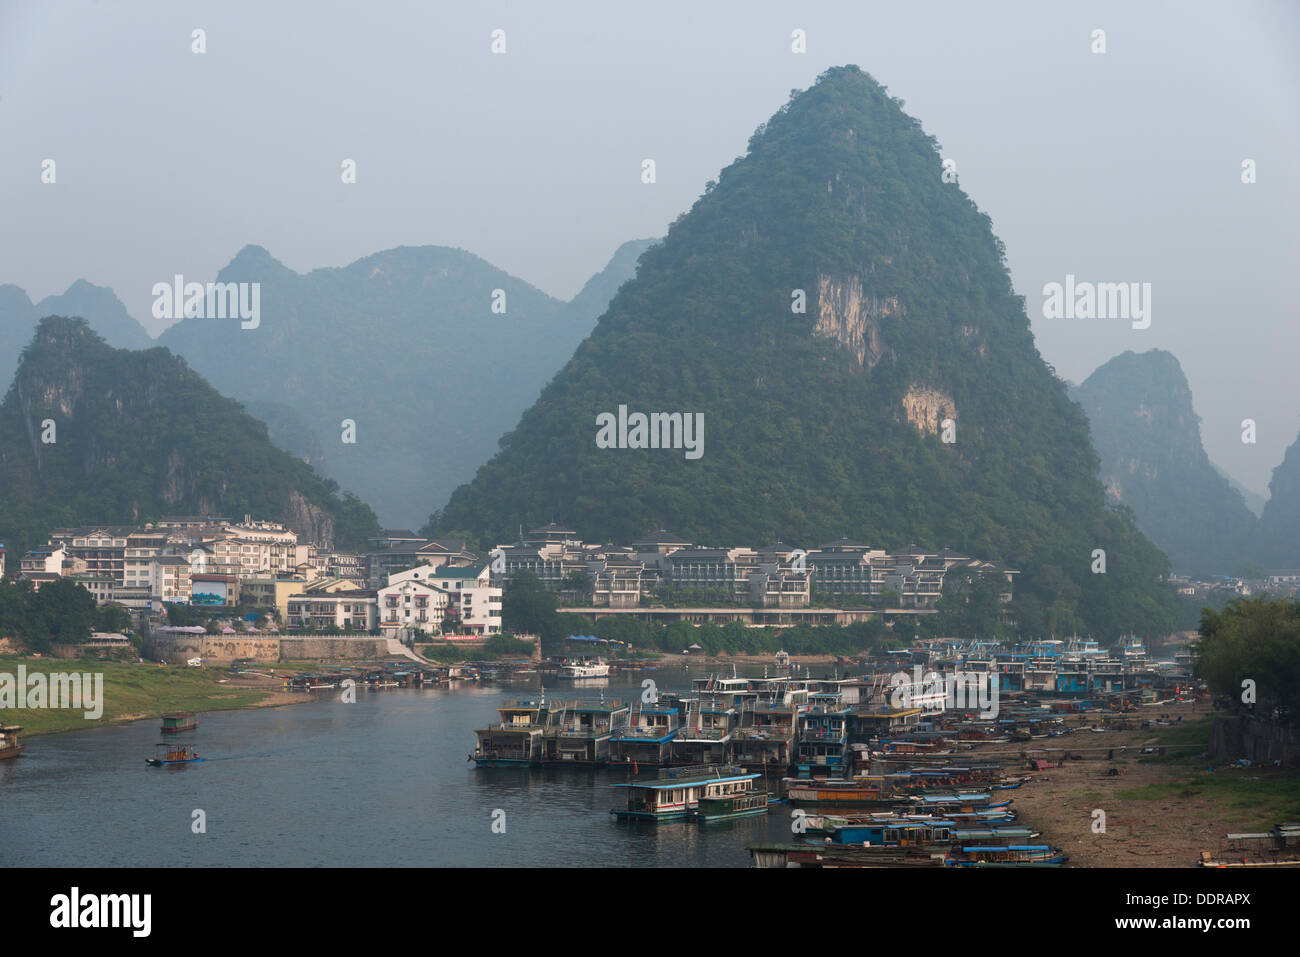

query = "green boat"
161;711;199;734
696;790;771;822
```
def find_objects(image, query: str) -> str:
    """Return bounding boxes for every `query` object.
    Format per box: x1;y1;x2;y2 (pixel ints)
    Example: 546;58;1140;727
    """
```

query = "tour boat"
611;765;762;822
0;725;24;761
541;699;631;765
146;744;205;767
557;657;610;678
472;699;554;767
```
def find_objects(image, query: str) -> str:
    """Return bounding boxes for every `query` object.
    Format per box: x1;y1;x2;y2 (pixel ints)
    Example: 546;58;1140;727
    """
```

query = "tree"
93;602;133;634
1195;597;1300;721
165;603;202;627
501;570;571;648
936;570;1008;640
29;578;96;649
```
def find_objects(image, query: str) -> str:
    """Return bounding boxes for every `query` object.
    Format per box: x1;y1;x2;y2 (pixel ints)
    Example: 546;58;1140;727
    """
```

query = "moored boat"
557;656;610;678
783;777;897;804
944;844;1067;866
749;843;945;868
1200;823;1300;867
0;725;25;761
160;711;199;734
609;701;681;768
612;765;762;822
541;699;630;765
473;699;553;767
696;789;772;822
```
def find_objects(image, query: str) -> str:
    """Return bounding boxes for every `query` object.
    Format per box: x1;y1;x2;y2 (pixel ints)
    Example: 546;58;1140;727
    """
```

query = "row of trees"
1195;596;1300;722
0;578;131;653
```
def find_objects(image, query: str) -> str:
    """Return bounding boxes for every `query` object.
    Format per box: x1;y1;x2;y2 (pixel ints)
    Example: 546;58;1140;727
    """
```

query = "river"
0;665;803;866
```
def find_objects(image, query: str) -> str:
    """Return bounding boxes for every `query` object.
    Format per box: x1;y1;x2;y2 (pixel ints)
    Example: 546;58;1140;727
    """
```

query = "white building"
390;563;501;635
377;577;449;637
285;590;377;631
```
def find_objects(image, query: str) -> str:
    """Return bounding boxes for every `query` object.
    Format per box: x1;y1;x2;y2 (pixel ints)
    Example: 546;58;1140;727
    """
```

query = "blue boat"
944;844;1068;866
146;744;204;766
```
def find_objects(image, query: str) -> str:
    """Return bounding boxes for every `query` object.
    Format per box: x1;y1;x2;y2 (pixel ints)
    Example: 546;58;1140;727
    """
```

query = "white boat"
557;656;610;678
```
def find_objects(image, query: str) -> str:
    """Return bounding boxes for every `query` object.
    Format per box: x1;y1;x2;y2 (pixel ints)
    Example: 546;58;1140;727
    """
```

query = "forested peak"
1075;350;1201;441
0;314;381;555
1080;349;1190;394
432;66;1177;638
216;244;294;282
20;314;108;361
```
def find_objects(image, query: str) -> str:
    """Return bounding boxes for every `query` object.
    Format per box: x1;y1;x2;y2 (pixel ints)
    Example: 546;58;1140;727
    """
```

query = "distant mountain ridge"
1258;430;1300;569
1;239;656;529
0;280;153;387
155;239;657;526
0;317;381;560
1070;349;1258;577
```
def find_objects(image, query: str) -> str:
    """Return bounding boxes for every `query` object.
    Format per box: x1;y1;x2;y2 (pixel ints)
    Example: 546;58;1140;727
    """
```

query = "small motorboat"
146;743;205;767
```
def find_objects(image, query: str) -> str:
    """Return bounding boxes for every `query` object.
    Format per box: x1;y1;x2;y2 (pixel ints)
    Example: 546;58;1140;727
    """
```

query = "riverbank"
658;652;839;667
966;700;1300;866
0;655;312;737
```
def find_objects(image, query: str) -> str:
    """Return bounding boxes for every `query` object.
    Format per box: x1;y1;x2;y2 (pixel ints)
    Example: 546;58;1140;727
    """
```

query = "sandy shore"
961;700;1288;867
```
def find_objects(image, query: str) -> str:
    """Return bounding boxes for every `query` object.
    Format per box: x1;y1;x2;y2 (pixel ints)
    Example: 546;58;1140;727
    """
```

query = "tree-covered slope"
0;317;379;559
156;241;654;527
0;280;153;388
1257;430;1300;569
430;65;1178;639
1071;349;1258;577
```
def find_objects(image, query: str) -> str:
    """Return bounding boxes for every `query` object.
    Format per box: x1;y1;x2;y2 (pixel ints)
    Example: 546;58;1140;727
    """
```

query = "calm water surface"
1;666;801;866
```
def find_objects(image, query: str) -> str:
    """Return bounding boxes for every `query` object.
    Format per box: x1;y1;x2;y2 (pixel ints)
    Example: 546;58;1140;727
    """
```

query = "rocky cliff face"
814;274;898;369
901;386;956;436
285;490;336;550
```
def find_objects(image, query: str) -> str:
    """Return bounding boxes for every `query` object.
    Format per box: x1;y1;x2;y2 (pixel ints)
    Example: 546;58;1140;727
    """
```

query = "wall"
146;632;281;664
1209;714;1300;767
278;636;388;661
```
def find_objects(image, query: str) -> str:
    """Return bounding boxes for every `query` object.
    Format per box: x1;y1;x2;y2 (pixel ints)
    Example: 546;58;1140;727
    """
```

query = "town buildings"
11;515;503;638
490;526;1017;610
16;516;1029;632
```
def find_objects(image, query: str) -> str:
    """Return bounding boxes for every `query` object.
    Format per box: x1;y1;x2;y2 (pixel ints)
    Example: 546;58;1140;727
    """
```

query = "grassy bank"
1118;768;1300;831
0;655;278;736
1118;715;1300;830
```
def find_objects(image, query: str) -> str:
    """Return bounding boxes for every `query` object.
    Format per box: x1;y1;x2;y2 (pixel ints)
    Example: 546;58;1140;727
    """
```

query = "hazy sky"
2;0;1297;493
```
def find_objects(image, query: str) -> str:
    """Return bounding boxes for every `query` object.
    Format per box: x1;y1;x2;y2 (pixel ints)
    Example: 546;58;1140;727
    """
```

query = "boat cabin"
473;699;556;766
541;699;630;764
611;765;761;821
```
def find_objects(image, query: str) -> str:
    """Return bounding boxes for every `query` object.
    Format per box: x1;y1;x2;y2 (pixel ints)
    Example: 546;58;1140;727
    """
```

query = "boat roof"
960;845;1050;852
610;772;759;790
